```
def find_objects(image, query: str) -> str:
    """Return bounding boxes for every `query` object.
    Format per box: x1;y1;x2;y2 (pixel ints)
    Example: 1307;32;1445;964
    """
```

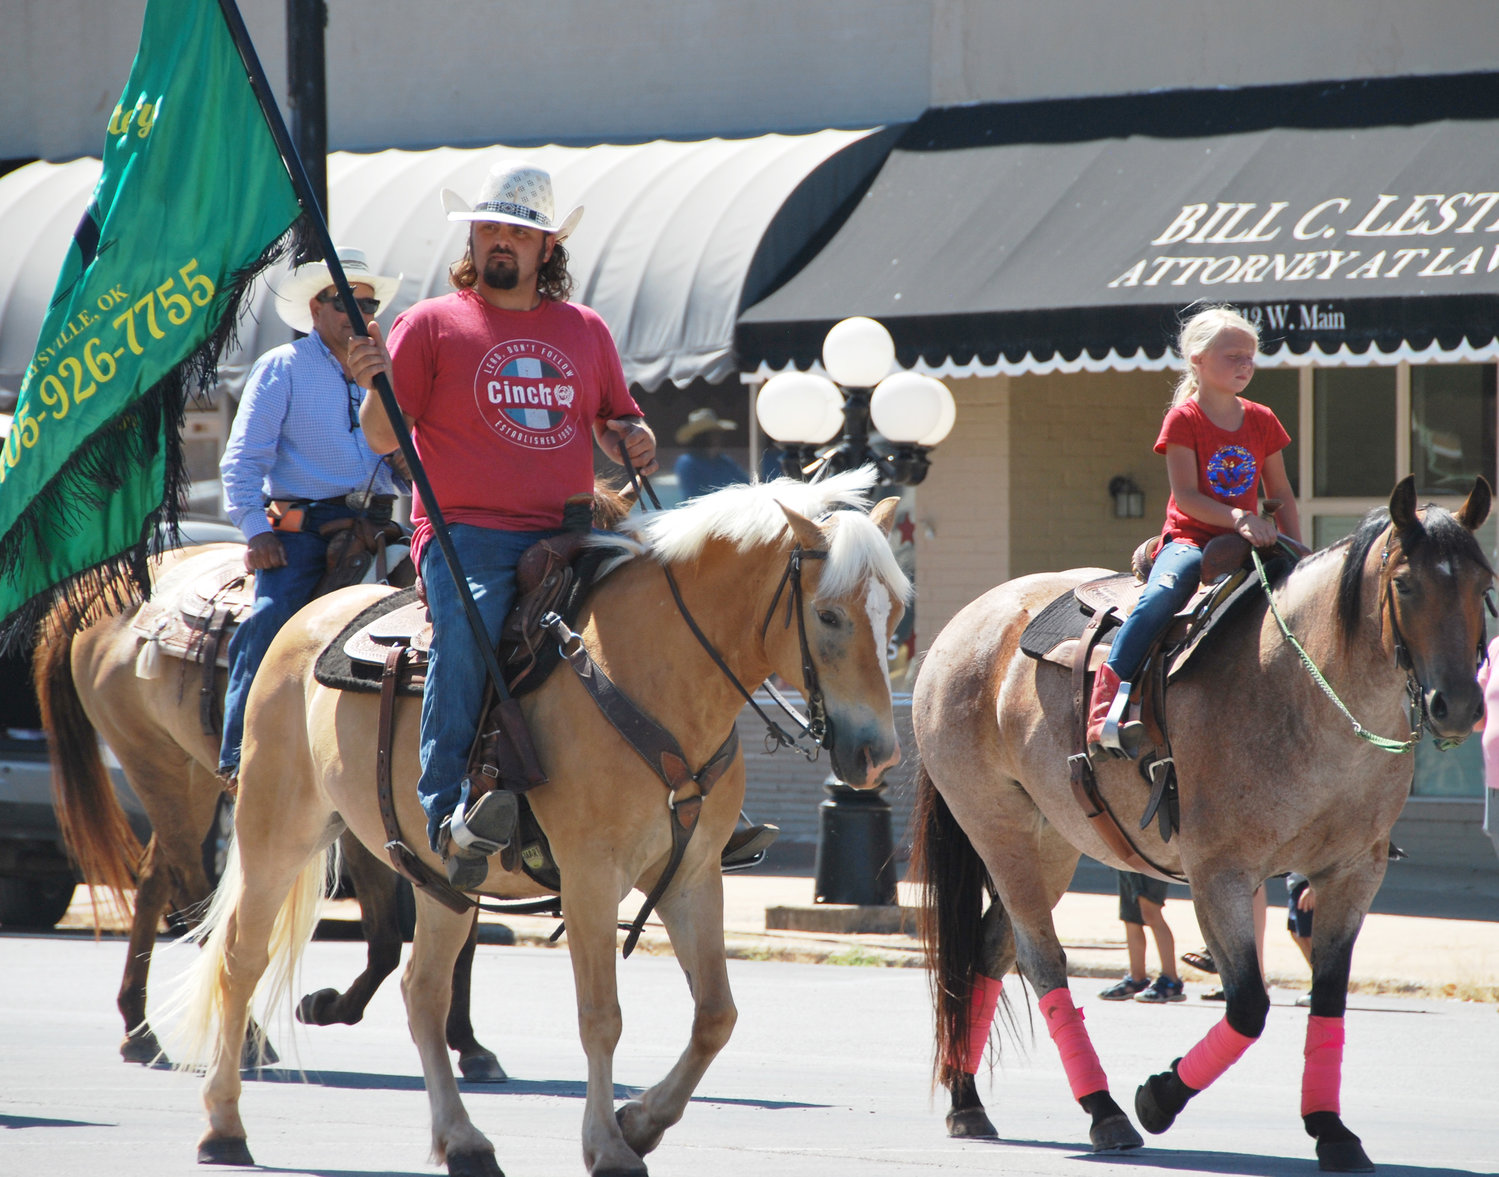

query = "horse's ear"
869;496;900;537
1457;476;1492;532
778;503;825;550
1389;475;1418;531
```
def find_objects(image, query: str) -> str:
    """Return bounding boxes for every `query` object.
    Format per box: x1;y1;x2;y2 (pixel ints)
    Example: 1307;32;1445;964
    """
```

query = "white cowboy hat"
441;159;583;241
675;407;738;444
273;246;403;333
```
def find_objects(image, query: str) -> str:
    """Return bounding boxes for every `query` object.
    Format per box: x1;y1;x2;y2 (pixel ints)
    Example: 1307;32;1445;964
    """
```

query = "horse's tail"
32;606;145;923
909;757;993;1091
163;835;333;1069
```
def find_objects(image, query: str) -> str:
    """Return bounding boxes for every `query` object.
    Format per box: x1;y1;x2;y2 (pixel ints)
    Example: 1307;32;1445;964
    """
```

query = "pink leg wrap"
1038;988;1108;1099
962;973;1004;1074
1301;1015;1345;1116
1177;1017;1256;1092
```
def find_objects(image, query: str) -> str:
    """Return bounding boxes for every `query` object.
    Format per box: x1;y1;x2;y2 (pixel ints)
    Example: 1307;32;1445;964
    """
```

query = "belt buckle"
345;489;373;511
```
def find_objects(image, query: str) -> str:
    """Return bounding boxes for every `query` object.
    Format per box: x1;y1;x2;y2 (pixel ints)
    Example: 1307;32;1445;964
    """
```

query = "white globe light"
870;371;951;444
917;379;956;446
757;371;845;443
822;316;895;388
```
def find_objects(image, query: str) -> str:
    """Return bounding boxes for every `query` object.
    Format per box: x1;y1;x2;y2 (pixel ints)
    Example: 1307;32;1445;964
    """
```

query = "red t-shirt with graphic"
386;290;642;556
1155;397;1290;548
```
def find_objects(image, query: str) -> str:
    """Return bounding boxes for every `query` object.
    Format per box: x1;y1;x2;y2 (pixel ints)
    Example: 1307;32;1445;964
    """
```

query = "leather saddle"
131;547;256;671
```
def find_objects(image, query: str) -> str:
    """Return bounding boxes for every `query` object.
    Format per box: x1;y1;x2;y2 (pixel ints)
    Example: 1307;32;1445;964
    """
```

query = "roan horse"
910;476;1491;1170
162;469;909;1176
32;543;502;1078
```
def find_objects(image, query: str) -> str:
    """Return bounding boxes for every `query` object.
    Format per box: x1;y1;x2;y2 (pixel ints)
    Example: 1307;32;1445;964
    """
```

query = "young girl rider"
1088;305;1304;755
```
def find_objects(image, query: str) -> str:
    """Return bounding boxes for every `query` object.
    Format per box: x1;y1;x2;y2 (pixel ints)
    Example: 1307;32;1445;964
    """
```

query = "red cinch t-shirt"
386;290;642;557
1155;397;1290;548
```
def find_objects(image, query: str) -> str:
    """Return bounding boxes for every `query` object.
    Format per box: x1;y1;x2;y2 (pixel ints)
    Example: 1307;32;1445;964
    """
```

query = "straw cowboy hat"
675;407;738;445
273;246;402;334
441;159;583;242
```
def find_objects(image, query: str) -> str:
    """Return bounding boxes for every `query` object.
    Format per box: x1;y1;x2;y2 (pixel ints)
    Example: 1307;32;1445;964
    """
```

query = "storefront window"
1312;514;1361;550
1246;369;1298;497
1411;364;1496;496
1314;369;1396;498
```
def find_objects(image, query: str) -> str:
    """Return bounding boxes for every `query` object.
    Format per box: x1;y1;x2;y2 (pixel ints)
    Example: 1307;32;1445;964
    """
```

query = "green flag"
0;0;304;647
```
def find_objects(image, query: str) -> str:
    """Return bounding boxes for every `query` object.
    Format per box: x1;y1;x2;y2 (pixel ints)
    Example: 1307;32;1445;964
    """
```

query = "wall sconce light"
1109;474;1145;519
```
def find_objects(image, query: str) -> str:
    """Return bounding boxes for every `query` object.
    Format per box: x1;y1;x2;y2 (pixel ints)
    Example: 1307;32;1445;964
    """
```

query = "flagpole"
213;0;525;720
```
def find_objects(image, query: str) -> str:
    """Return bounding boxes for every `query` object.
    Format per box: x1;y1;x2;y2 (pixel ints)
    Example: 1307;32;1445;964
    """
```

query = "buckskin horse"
33;542;503;1078
910;476;1490;1170
162;469;908;1176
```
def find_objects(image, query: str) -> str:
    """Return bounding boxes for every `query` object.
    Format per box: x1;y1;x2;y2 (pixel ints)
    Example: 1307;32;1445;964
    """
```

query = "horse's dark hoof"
616;1101;665;1157
447;1148;505;1177
240;1035;278;1070
1134;1073;1179;1135
198;1136;253;1166
458;1049;507;1082
1090;1112;1144;1152
1317;1138;1375;1172
297;987;346;1026
945;1106;998;1138
121;1025;165;1066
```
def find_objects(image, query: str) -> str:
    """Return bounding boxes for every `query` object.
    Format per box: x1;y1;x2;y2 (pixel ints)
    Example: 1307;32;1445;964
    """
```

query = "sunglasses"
317;291;381;317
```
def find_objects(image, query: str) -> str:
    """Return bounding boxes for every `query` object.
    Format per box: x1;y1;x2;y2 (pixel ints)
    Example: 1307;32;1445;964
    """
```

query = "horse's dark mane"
1334;500;1493;644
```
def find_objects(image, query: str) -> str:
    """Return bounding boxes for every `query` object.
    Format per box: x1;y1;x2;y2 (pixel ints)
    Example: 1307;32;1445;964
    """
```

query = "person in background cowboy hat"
217;245;406;788
674;407;750;501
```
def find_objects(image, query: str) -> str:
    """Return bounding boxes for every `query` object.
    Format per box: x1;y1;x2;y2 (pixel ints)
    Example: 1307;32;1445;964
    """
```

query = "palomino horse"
910;476;1490;1170
33;543;502;1077
164;469;908;1176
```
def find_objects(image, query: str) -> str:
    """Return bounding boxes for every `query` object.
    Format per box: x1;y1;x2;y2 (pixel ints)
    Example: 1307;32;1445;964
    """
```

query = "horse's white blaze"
865;580;894;692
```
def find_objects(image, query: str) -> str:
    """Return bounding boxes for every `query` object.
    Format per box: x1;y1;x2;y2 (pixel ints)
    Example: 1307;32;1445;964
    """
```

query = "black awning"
737;73;1499;374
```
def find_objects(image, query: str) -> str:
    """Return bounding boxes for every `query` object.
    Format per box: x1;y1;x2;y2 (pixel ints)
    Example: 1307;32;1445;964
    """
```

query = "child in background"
1099;871;1186;1003
1478;634;1499;863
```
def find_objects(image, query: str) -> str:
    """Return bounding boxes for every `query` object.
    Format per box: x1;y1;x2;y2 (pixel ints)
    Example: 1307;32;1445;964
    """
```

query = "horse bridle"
1379;522;1489;751
620;452;830;759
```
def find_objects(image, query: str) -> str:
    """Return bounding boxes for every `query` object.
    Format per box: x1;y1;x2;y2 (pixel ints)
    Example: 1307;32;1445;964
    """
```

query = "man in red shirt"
354;160;658;887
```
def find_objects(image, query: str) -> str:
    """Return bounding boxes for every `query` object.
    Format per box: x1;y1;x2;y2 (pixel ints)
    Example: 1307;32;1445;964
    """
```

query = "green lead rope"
1251;548;1421;754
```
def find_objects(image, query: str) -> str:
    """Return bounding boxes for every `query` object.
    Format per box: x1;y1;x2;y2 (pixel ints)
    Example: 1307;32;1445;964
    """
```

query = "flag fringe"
0;212;315;655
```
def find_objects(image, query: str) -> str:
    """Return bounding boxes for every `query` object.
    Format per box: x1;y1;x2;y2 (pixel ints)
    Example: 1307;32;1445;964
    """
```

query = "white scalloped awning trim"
742;334;1499;382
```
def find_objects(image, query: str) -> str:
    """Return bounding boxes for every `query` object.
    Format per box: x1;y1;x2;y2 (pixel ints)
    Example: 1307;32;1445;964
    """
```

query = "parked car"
0;517;243;929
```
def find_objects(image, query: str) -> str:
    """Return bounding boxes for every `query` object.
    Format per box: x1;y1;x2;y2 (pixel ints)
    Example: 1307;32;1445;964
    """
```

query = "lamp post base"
813;777;897;906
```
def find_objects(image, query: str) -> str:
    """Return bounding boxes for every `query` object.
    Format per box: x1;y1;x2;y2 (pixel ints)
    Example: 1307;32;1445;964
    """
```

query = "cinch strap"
1038;988;1108;1100
963;973;1004;1074
1177;1017;1255;1091
1301;1015;1345;1115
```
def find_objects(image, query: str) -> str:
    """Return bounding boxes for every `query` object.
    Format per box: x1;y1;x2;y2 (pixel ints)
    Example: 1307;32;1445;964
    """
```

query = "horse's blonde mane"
595;467;912;604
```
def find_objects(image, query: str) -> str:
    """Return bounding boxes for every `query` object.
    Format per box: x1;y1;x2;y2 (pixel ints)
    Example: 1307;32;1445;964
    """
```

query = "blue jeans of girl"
1104;539;1202;683
417;523;560;850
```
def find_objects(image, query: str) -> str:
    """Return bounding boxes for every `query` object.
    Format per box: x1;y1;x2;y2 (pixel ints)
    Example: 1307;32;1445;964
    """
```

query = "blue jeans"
418;523;560;849
218;502;356;775
1105;540;1202;682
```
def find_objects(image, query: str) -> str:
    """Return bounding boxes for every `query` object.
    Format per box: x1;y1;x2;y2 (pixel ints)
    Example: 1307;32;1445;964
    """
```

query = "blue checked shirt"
220;331;402;541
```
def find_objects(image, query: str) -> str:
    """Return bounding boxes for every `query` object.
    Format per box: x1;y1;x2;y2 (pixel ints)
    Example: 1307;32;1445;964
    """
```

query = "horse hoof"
447;1148;505;1177
1090;1113;1144;1152
616;1101;665;1157
198;1136;253;1166
240;1035;278;1070
458;1049;508;1083
945;1106;998;1138
296;987;342;1026
121;1026;165;1066
1317;1138;1375;1171
1134;1074;1178;1135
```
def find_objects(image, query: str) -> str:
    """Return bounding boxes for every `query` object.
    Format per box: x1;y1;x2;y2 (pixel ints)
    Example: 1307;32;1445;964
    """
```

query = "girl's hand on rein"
1232;507;1276;546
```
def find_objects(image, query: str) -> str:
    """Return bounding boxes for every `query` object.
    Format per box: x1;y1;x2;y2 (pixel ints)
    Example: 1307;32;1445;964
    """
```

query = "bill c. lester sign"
1108;194;1499;298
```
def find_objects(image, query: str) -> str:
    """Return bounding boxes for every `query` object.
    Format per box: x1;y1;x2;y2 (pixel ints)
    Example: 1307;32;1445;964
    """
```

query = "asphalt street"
1;931;1494;1177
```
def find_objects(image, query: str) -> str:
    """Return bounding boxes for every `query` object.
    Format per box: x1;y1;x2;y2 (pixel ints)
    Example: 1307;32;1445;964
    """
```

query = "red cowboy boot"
1086;664;1144;757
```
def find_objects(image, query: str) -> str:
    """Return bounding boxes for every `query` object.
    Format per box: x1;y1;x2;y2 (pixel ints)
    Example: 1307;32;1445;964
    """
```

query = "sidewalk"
463;868;1499;1004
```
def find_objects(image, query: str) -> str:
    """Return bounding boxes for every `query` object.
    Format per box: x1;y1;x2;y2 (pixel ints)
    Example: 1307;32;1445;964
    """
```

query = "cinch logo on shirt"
474;339;581;450
1206;444;1257;498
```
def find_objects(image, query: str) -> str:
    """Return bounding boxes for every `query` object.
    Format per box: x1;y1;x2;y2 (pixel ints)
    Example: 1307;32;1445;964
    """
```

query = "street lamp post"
755;317;955;906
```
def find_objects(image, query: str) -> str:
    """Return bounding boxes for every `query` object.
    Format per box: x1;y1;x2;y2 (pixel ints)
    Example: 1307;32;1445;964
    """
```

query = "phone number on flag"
3;258;217;478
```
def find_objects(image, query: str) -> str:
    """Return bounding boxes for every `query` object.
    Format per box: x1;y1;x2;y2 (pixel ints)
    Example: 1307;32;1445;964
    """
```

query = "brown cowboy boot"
1086;665;1144;758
